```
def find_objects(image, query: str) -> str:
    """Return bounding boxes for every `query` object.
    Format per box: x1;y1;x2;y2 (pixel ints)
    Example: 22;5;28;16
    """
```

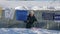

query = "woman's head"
29;11;34;16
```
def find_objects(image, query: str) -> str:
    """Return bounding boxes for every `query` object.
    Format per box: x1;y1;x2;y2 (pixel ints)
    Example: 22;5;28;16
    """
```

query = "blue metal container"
16;10;28;21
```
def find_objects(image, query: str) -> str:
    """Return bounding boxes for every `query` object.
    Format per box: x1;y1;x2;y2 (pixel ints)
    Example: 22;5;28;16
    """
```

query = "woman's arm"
24;16;29;23
34;16;37;22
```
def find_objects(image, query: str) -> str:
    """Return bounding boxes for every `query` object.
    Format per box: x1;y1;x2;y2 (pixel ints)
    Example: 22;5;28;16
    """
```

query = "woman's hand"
27;20;29;22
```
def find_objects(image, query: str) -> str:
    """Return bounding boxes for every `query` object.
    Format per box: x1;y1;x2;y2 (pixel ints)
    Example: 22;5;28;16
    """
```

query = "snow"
0;28;60;34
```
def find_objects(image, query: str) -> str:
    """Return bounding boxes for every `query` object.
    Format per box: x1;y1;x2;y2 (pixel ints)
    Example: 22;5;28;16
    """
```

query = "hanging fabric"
0;7;2;18
5;8;15;20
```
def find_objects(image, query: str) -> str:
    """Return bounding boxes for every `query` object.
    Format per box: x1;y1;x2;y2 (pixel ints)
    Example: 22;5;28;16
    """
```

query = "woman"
26;11;37;28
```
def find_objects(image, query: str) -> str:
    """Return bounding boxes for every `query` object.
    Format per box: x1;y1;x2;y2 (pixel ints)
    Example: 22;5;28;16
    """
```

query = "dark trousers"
26;22;34;28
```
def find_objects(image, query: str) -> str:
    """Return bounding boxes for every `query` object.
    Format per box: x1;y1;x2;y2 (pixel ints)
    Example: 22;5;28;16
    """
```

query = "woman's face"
30;13;34;17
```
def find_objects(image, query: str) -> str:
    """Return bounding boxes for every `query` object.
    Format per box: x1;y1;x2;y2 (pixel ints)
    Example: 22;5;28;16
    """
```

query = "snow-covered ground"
0;28;60;34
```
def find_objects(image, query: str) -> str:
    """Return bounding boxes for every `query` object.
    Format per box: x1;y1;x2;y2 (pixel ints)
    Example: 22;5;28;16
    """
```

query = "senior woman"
26;11;37;28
